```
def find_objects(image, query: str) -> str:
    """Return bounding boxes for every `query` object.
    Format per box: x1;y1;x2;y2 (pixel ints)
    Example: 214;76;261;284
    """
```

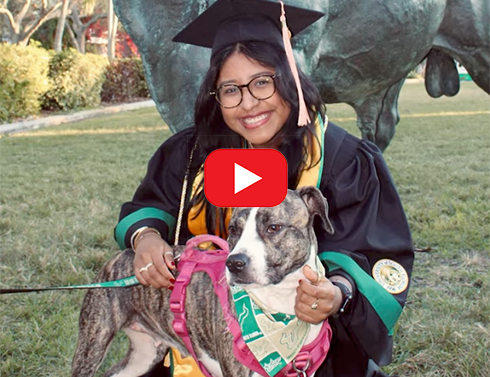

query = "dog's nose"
226;254;250;274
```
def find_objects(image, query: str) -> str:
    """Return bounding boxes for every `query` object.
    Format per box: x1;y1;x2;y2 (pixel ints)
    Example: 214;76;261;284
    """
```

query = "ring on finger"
311;298;319;311
164;251;174;258
139;262;154;273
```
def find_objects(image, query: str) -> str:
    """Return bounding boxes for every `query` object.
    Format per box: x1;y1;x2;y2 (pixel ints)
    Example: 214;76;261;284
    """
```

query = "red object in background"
86;17;139;58
204;149;288;208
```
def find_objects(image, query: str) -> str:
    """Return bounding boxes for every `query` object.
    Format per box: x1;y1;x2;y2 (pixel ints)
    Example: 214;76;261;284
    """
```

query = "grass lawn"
0;81;489;376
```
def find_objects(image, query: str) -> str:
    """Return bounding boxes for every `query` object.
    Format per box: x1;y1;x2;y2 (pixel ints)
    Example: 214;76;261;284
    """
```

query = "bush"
0;46;144;123
42;49;107;110
0;42;52;123
101;58;150;103
407;70;423;79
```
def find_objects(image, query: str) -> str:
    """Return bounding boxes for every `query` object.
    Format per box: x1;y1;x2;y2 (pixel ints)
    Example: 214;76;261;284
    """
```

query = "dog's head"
226;186;333;287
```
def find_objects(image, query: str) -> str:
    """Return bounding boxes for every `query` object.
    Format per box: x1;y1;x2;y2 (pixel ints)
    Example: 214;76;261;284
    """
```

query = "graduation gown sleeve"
317;123;414;373
114;128;195;249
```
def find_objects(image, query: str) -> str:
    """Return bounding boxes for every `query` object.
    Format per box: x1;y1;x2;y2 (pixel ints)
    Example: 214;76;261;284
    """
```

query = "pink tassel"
279;1;311;127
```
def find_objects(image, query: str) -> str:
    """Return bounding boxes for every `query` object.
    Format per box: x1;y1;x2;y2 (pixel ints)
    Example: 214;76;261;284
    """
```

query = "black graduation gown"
115;122;414;377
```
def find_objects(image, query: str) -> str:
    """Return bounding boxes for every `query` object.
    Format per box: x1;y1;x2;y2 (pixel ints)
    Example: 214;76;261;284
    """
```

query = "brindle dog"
71;186;333;377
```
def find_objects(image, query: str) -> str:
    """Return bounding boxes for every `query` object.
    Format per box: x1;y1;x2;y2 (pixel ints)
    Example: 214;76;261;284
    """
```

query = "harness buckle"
172;318;189;337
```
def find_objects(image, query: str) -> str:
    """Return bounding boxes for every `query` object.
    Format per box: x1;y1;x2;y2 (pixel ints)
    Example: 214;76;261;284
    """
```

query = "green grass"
1;81;489;376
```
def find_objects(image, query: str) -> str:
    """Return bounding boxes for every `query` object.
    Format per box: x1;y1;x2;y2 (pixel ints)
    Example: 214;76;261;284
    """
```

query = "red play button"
204;149;287;207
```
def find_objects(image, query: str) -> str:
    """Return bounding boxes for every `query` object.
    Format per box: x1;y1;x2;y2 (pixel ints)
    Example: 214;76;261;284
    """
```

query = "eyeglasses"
210;75;277;109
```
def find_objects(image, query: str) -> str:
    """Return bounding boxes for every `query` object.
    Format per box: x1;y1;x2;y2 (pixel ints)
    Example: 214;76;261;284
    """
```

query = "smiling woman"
112;0;414;377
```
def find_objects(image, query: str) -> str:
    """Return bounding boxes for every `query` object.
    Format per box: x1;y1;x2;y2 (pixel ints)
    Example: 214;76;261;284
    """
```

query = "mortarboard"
172;0;324;56
173;0;325;126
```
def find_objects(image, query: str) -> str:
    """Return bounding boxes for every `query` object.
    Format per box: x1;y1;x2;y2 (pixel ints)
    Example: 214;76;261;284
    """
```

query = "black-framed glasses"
210;74;277;109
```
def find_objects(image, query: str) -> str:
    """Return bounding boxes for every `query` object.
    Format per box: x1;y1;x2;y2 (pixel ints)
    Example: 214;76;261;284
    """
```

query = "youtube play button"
234;163;262;194
204;149;287;207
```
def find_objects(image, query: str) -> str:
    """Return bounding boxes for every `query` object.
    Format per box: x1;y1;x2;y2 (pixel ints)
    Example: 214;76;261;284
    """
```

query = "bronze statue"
114;0;489;151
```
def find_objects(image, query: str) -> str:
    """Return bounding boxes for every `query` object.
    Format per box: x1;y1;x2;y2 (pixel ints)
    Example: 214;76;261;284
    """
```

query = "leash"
0;275;140;294
1;143;198;296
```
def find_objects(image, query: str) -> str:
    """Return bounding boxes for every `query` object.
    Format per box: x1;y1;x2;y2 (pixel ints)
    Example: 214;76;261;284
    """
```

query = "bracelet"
327;270;357;297
130;227;161;251
331;280;353;318
130;226;148;250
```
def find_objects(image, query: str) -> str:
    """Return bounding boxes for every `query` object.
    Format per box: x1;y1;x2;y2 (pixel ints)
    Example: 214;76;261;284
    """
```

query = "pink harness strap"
170;235;332;377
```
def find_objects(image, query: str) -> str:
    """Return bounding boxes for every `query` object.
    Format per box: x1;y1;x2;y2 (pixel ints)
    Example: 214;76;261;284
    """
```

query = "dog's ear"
297;186;334;234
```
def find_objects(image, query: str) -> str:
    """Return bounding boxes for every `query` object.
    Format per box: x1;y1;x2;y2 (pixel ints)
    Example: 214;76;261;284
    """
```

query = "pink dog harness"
170;234;332;377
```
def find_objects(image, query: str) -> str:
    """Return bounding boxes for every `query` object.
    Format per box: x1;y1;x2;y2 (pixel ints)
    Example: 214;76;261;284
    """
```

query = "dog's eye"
228;225;236;235
267;224;282;234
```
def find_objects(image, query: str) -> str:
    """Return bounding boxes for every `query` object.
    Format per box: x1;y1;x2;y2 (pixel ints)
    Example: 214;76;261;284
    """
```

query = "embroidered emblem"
372;259;409;294
263;356;282;374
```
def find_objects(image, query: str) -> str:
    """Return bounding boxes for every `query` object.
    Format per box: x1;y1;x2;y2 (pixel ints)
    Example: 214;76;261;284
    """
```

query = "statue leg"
113;0;209;134
447;50;490;94
350;78;405;152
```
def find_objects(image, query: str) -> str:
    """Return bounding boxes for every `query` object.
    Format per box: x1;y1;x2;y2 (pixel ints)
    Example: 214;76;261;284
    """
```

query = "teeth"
243;113;268;124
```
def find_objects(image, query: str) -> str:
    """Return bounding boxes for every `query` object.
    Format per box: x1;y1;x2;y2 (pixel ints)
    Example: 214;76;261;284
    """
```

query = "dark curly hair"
188;40;325;236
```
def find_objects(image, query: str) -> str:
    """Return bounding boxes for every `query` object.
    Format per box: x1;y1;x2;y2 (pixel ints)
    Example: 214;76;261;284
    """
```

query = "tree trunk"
54;0;71;51
0;7;21;44
69;10;106;54
79;33;86;54
1;0;62;46
65;21;80;51
106;0;117;60
12;1;63;46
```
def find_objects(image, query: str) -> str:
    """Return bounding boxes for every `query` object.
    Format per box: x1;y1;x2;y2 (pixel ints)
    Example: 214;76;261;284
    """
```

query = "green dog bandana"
231;259;326;376
231;284;310;376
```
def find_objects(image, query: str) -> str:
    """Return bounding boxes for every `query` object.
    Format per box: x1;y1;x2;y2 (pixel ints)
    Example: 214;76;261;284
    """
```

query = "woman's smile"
240;111;271;129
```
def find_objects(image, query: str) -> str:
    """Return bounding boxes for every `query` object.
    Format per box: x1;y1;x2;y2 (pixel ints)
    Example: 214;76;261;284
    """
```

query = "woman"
114;1;414;376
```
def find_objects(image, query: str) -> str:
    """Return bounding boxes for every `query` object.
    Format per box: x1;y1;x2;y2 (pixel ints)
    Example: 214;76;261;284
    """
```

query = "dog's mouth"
226;269;264;287
226;270;246;285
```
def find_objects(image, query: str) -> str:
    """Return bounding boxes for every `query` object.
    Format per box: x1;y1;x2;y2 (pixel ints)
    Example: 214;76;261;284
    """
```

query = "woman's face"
216;52;291;148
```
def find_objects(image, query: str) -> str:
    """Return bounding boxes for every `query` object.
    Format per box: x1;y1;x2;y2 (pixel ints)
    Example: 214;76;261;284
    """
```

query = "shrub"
407;70;423;79
0;42;52;123
42;49;108;110
101;58;150;103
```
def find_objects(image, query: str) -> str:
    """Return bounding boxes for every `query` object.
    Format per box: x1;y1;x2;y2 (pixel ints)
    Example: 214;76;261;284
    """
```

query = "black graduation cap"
172;0;324;55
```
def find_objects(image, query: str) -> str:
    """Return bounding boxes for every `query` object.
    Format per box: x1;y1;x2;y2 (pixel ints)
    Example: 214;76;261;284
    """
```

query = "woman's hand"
133;231;176;289
295;265;344;324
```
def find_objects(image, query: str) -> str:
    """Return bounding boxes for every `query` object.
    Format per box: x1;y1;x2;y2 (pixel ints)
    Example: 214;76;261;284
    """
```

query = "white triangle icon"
234;163;262;194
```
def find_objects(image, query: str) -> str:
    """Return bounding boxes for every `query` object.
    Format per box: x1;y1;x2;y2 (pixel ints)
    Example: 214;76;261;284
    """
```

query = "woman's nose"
240;89;260;110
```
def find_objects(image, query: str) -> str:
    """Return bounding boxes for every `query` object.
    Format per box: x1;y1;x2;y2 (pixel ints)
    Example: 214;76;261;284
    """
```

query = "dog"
71;186;334;377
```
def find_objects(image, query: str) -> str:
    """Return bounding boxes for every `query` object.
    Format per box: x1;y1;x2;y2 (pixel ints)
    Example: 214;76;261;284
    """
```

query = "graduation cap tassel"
279;1;311;127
